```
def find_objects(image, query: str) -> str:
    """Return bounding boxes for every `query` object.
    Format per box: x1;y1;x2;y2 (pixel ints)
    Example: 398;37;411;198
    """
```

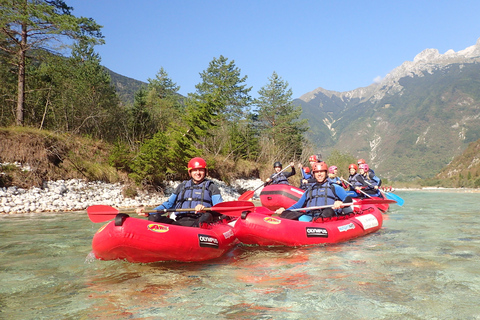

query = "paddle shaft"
341;177;372;198
238;164;292;200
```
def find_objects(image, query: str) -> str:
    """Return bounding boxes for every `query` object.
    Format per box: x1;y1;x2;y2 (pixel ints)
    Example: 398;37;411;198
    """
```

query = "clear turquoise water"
1;190;479;319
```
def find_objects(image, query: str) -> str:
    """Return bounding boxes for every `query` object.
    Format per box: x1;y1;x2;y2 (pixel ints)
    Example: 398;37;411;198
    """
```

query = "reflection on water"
1;190;480;319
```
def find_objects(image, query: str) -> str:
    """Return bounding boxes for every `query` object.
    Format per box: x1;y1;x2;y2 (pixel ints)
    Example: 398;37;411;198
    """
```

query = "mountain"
106;68;147;104
435;138;480;187
296;38;480;181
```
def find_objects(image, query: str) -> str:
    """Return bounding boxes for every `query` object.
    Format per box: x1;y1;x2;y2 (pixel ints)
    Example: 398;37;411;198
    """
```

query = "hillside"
296;38;480;181
434;139;480;187
106;68;147;105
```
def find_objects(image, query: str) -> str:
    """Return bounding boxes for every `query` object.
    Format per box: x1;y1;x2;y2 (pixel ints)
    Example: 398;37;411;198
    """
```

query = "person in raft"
298;164;312;190
136;157;224;227
327;165;342;186
357;158;382;187
275;162;354;221
354;163;381;198
265;161;296;185
345;163;361;198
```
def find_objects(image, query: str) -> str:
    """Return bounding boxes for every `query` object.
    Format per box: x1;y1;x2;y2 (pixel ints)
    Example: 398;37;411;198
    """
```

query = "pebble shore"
0;178;263;214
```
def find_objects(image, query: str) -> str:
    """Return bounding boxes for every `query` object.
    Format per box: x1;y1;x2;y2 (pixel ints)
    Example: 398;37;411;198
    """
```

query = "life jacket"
305;181;338;210
271;172;289;185
356;174;380;195
328;177;341;185
175;179;213;214
348;174;359;190
368;170;382;187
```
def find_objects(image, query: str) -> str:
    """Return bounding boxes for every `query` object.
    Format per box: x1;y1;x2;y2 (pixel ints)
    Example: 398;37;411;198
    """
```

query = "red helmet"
359;163;369;172
357;158;366;165
308;155;317;162
312;162;328;173
328;165;337;173
303;166;310;174
348;163;358;171
188;157;207;173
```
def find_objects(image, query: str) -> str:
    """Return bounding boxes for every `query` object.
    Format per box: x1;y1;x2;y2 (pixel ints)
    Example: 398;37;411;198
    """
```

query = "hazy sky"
68;0;480;98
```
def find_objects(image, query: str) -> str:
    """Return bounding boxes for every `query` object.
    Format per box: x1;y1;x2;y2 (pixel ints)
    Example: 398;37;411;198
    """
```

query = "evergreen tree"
0;0;103;125
255;71;308;162
187;55;254;159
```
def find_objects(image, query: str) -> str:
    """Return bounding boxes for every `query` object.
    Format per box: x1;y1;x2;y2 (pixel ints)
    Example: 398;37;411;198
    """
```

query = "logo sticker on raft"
263;217;281;225
306;227;328;238
198;234;219;248
338;223;355;232
147;224;169;233
355;214;378;229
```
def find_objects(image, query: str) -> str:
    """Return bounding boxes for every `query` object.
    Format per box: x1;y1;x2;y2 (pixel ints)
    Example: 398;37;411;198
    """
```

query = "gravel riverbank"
0;178;263;214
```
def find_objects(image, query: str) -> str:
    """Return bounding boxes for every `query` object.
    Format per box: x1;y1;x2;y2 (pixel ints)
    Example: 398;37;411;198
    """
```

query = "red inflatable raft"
92;215;238;263
259;184;305;211
233;204;383;247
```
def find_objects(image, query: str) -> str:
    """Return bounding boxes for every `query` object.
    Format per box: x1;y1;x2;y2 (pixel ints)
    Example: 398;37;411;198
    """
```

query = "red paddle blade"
238;190;254;201
87;205;119;222
212;200;254;217
355;199;397;205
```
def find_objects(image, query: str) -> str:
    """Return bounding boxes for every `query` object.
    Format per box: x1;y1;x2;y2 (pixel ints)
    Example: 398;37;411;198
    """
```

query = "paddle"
288;198;396;212
361;178;405;206
340;177;372;198
379;189;404;206
238;164;292;201
87;200;255;223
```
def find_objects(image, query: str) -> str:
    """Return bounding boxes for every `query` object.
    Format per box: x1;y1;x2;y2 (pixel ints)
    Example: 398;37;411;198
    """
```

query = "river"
1;190;479;319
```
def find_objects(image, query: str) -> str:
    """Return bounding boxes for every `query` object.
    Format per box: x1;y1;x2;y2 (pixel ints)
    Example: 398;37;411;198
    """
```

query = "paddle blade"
238;190;254;201
384;192;404;206
211;200;255;217
87;205;119;222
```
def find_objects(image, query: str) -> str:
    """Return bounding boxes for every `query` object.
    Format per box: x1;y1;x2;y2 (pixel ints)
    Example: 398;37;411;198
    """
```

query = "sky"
67;0;480;99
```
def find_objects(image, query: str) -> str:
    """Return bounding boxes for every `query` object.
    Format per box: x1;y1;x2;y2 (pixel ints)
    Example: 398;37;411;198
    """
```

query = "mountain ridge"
295;37;480;181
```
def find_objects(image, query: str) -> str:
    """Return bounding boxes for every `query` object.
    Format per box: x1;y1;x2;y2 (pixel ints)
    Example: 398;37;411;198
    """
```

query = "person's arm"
208;183;223;205
275;192;307;215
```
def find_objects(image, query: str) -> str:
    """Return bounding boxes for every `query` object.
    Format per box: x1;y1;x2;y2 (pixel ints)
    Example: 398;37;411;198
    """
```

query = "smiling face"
190;168;206;184
349;168;356;175
274;166;282;173
314;170;327;183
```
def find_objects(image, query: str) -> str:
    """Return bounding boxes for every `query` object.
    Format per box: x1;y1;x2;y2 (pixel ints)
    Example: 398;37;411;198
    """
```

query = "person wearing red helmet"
298;164;313;190
136;157;224;227
275;162;353;221
354;163;381;197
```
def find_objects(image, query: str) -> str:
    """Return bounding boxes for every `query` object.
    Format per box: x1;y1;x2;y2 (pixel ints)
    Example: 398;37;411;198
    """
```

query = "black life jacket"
175;179;213;214
271;172;289;184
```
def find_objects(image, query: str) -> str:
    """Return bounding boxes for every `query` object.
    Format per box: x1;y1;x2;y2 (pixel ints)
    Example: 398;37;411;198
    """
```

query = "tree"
0;0;104;125
255;71;308;163
187;55;254;159
145;67;183;132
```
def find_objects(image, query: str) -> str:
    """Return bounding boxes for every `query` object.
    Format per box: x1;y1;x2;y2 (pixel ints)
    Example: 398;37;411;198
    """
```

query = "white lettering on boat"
355;214;379;229
198;234;219;248
306;227;328;238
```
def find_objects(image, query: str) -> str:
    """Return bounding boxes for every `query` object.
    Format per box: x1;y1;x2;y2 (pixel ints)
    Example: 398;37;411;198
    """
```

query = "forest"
0;0;321;189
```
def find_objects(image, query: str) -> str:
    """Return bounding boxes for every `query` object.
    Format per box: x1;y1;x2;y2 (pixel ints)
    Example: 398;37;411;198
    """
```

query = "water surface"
1;190;479;319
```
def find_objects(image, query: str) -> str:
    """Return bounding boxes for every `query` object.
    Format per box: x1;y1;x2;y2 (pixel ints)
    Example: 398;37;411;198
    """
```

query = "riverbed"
1;190;479;319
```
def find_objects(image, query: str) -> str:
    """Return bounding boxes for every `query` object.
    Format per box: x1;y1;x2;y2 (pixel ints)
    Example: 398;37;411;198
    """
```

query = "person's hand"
266;178;272;183
333;200;343;210
136;205;148;216
275;207;285;215
302;179;308;184
195;204;205;213
374;185;378;190
289;162;294;167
